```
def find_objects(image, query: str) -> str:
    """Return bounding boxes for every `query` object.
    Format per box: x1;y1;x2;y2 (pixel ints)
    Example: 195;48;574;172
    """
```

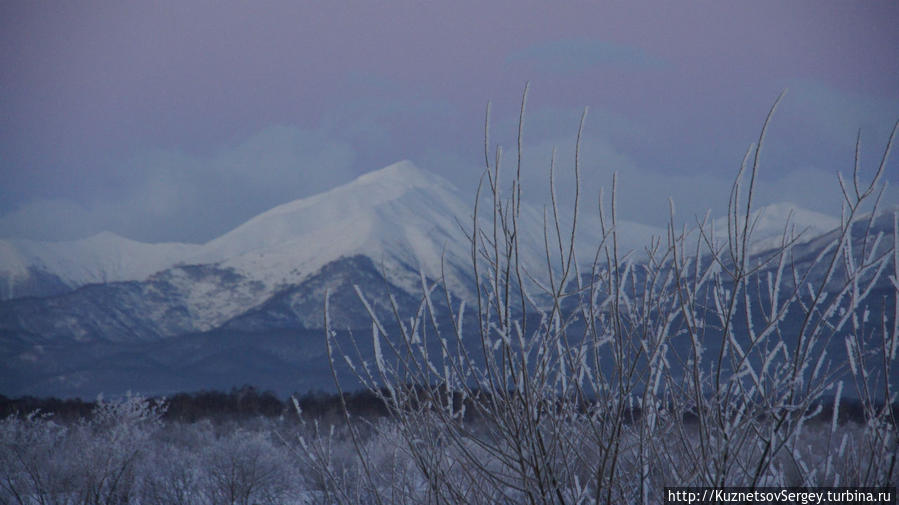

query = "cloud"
497;104;899;229
507;38;666;76
0;199;102;241
0;77;469;244
0;125;359;243
764;80;899;182
4;80;895;245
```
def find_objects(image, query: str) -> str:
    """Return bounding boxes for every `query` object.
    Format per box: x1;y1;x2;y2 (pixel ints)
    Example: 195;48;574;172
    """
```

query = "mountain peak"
352;160;455;191
750;202;838;231
220;161;456;228
711;201;840;253
198;160;472;286
78;230;131;245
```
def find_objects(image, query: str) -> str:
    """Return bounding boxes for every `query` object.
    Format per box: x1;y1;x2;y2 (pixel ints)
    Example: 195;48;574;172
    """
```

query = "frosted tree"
308;87;899;504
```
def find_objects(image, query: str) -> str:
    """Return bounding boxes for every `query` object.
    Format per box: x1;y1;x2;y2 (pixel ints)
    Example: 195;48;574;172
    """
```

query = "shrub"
0;395;302;505
0;394;165;505
309;87;899;504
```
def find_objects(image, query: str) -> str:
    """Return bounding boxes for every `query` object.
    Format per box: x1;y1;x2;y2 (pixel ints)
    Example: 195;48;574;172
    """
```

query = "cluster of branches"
299;88;899;505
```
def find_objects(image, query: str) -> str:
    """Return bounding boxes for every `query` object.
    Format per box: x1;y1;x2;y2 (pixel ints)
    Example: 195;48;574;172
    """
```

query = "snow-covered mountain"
0;161;852;339
0;160;665;303
0;165;675;352
0;161;474;301
198;160;479;300
0;232;202;300
711;202;840;253
5;160;886;399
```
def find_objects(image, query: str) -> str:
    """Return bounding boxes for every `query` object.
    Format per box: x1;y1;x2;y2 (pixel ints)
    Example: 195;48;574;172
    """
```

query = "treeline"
0;385;886;426
0;385;389;423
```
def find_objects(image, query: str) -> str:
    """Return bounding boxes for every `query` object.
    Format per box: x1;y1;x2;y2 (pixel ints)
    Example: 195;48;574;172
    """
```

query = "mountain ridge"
0;161;468;300
0;161;893;399
0;160;843;303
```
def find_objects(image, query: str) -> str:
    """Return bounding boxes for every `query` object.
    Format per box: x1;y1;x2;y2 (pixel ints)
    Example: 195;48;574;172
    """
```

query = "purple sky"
1;1;897;242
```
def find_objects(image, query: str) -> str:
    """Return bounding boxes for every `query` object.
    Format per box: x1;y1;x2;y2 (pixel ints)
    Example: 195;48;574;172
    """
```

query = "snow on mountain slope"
0;160;679;304
1;162;834;306
198;160;478;297
0;161;475;301
712;202;840;253
0;232;202;299
202;160;666;297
